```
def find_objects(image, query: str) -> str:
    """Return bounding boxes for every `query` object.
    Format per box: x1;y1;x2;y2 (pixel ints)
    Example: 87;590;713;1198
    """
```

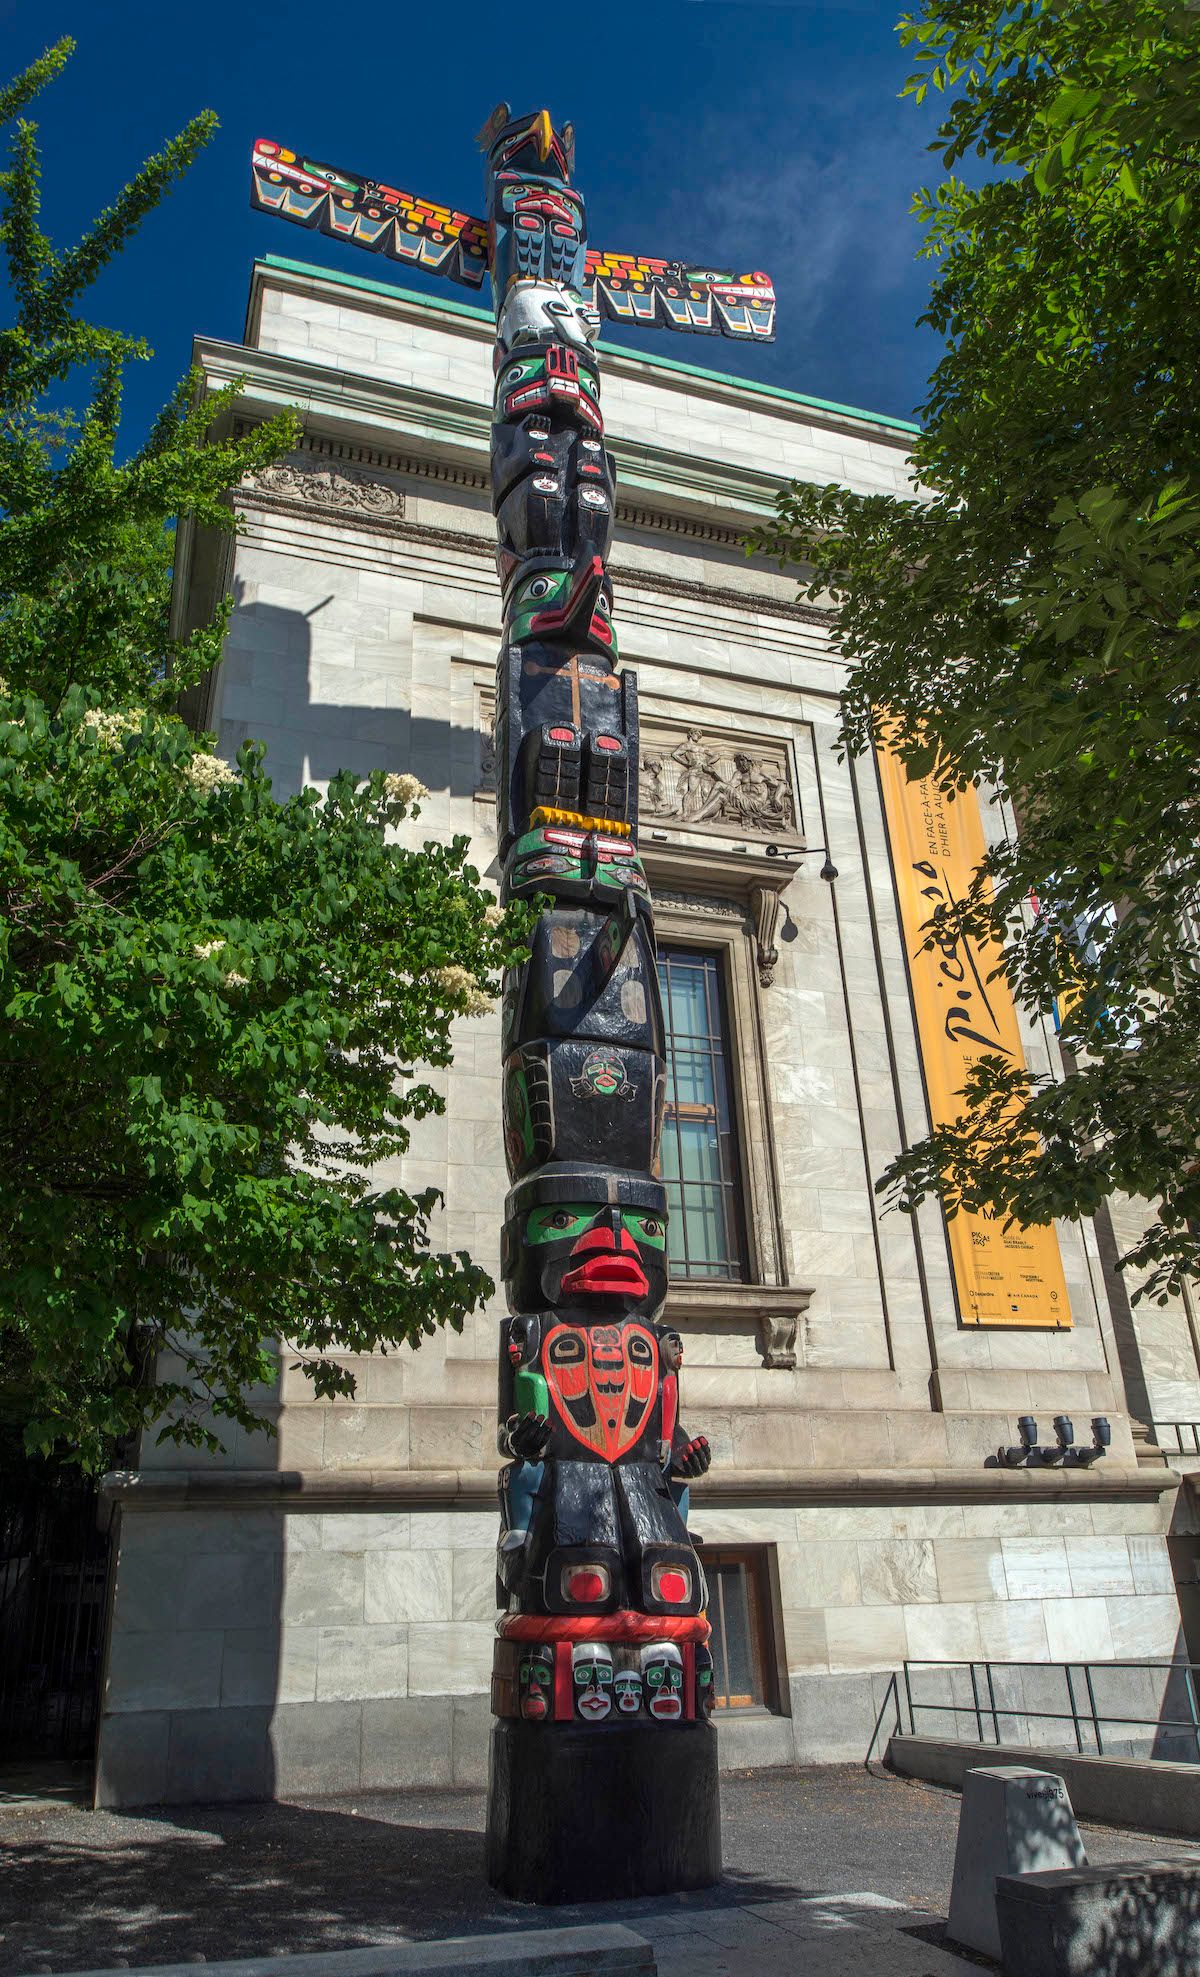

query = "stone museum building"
93;255;1200;1805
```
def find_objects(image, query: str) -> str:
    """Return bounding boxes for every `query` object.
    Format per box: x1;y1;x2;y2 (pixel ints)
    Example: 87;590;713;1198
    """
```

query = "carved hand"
507;1412;552;1462
672;1435;711;1479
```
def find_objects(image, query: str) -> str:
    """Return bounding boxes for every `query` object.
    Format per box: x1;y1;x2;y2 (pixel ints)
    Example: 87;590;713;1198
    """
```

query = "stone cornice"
100;1462;1174;1513
248;257;919;452
194;335;794;537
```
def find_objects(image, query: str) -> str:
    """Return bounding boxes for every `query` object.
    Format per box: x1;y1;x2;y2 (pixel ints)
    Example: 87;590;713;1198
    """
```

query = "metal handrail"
1156;1421;1200;1455
896;1658;1200;1761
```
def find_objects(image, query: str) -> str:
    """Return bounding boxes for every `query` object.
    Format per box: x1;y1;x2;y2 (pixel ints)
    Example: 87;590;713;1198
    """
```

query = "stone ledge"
40;1924;655;1977
891;1736;1200;1842
100;1462;1174;1512
665;1283;814;1370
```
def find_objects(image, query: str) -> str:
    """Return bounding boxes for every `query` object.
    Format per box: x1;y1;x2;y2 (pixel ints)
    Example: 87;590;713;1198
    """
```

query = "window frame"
647;898;787;1292
700;1544;783;1715
657;943;749;1285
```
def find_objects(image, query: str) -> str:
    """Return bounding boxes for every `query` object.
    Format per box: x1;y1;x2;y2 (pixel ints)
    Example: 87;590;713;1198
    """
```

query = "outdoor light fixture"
999;1416;1041;1466
1074;1417;1111;1467
997;1413;1111;1467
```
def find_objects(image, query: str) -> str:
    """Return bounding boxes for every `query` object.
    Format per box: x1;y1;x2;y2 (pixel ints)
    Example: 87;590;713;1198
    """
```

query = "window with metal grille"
657;946;747;1281
703;1547;778;1711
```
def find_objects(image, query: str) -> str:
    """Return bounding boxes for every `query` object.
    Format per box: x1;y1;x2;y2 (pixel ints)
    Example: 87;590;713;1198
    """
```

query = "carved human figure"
572;1642;614;1720
694;1643;716;1718
519;1643;554;1721
614;1666;643;1716
641;1641;684;1721
671;730;718;818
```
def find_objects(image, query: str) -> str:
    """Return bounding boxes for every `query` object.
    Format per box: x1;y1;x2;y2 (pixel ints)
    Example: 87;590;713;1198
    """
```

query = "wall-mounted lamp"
997;1414;1110;1468
1074;1417;1112;1467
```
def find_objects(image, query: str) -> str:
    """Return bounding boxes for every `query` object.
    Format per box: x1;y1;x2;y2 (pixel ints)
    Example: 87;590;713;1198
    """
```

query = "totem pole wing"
585;250;776;342
250;140;490;291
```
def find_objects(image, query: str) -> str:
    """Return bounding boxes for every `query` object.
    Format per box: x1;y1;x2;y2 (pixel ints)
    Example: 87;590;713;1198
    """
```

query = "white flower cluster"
382;772;430;808
220;971;250;990
185;753;238;794
192;939;226;960
431;963;494;1017
82;707;143;745
484;901;506;929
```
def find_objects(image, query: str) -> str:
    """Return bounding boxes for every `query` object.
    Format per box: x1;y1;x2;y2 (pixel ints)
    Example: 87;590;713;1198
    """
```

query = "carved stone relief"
238;459;405;519
639;727;796;837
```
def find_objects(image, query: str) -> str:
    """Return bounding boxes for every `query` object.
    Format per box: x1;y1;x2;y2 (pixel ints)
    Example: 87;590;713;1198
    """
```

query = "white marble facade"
95;259;1190;1806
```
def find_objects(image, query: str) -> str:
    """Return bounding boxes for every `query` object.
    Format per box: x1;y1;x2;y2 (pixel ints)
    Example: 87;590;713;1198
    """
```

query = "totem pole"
250;114;774;1902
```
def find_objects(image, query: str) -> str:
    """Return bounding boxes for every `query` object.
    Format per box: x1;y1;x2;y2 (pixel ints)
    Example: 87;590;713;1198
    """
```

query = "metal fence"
0;1464;111;1763
867;1658;1200;1768
1156;1422;1200;1456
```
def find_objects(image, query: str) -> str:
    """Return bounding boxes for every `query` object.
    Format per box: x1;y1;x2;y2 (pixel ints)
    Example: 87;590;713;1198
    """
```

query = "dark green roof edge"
258;255;920;437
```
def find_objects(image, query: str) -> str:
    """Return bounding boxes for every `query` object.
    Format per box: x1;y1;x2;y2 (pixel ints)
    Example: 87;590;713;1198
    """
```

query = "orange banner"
877;749;1071;1329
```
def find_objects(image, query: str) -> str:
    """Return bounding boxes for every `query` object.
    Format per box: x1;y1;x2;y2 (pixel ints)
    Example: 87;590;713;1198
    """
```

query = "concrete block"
104;1629;223;1713
316;1624;408;1702
94;1708;171;1809
1001;1537;1070;1601
451;1692;491;1785
407;1621;492;1695
860;1538;938;1606
220;1626;318;1706
824;1603;905;1670
364;1548;452;1623
996;1860;1200;1977
281;1551;365;1628
948;1765;1086;1959
166;1704;273;1804
113;1548;281;1633
361;1694;453;1788
269;1699;362;1795
790;1669;877;1762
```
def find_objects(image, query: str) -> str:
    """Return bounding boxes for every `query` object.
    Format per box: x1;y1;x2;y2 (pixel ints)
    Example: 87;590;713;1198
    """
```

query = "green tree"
753;0;1200;1304
0;42;529;1468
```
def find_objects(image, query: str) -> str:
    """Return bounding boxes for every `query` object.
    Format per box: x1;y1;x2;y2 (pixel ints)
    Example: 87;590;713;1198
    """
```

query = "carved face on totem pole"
504;560;617;659
518;1643;554;1720
503;1176;668;1317
614;1666;643;1716
659;1327;684;1374
494;345;604;433
571;1641;614;1720
498;280;601;353
640;1642;684;1722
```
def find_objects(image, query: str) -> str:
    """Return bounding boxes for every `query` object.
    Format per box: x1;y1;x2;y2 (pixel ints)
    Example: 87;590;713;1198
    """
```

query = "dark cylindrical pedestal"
486;1717;721;1904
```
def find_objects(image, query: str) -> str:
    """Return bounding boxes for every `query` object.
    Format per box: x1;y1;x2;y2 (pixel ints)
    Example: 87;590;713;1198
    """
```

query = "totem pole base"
486;1717;721;1904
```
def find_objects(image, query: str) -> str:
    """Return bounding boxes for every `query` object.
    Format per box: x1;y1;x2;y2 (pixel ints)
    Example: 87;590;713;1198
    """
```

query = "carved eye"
547;1207;573;1228
527;577;553;599
595;594;611;616
549;1333;585;1364
642;1217;662;1239
628;1335;653;1365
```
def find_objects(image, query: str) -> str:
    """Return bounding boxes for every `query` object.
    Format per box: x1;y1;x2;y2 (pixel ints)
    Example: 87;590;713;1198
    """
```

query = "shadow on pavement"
0;1794;824;1976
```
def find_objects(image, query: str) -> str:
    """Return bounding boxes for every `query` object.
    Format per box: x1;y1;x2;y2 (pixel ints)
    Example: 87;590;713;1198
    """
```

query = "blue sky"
3;0;944;445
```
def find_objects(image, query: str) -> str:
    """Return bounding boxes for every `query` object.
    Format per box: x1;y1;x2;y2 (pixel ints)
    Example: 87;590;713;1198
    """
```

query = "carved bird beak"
534;110;554;162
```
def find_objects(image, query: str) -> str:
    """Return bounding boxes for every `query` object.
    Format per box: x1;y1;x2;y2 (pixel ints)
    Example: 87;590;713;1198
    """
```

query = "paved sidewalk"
1;1766;1193;1976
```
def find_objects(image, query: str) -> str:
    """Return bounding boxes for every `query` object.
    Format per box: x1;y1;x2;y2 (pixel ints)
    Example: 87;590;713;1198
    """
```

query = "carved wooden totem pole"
250;112;775;1902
